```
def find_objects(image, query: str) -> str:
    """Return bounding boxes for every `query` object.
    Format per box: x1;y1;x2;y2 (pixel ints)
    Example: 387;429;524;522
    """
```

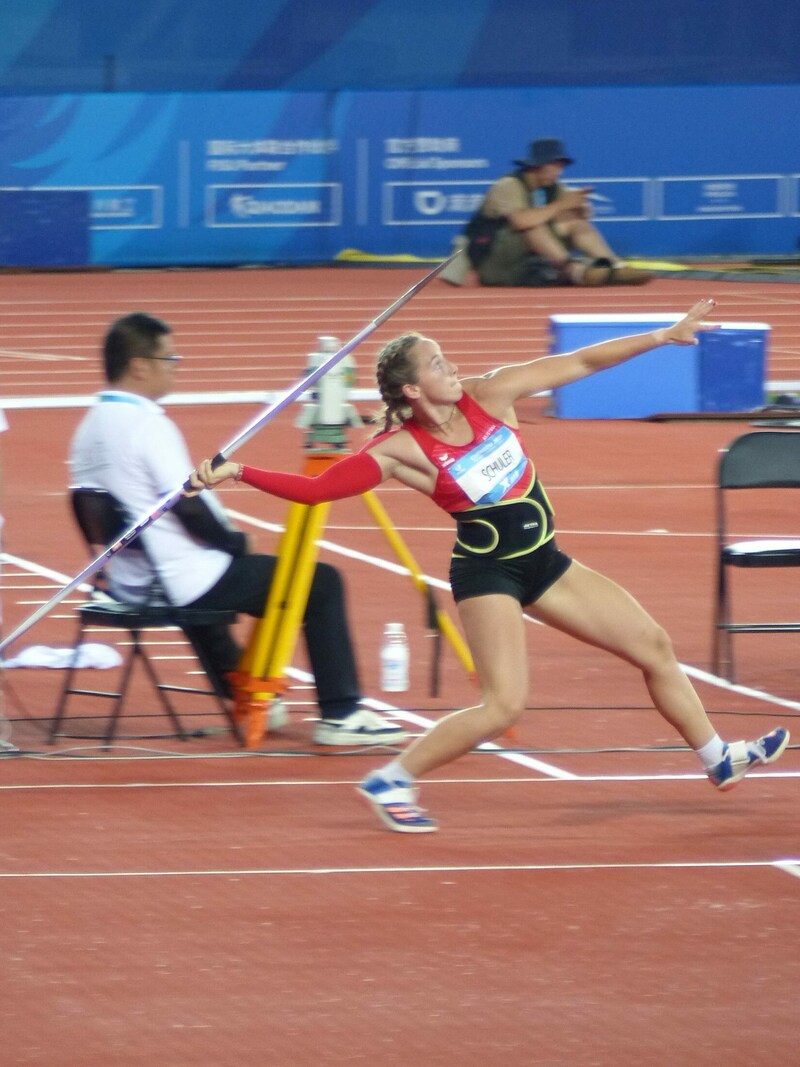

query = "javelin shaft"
208;250;460;467
0;251;461;655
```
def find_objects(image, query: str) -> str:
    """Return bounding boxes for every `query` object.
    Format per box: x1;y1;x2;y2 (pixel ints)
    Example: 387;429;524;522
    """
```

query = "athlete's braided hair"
374;332;423;435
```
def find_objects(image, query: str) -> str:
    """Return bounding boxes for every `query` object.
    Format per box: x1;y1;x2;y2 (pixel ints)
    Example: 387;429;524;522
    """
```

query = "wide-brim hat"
514;137;574;169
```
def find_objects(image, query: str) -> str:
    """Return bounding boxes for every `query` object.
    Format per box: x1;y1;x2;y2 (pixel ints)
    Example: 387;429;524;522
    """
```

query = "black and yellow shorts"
448;484;572;606
449;536;571;606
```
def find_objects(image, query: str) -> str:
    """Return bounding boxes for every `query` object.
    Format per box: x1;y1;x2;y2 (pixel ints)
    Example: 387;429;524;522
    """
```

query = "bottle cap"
385;622;404;633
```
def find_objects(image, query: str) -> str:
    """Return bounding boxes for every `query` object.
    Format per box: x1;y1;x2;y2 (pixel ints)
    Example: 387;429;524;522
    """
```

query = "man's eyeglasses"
145;353;182;365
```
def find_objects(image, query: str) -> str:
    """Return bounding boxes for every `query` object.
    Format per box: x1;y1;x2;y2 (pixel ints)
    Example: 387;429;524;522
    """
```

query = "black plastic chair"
50;488;244;746
712;431;800;681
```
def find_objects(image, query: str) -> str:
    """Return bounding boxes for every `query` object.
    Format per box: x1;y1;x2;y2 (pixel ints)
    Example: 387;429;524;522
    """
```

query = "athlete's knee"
482;689;527;736
636;622;677;672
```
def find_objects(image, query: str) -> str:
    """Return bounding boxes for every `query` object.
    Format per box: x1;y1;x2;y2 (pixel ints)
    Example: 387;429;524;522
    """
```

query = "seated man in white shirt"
70;312;405;747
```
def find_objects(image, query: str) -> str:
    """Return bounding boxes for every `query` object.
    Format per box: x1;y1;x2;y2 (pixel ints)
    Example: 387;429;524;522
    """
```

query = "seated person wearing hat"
448;138;652;288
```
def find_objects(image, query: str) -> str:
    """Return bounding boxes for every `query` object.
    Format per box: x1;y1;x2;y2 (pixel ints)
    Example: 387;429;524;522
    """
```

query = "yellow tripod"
229;451;476;748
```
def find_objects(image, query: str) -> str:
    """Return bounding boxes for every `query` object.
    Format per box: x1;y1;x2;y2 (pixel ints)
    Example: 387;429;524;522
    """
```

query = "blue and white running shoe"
357;774;438;833
708;727;790;791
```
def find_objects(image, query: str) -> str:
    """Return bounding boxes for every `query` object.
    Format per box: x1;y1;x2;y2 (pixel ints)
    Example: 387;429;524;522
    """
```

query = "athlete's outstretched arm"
471;298;718;408
190;449;385;505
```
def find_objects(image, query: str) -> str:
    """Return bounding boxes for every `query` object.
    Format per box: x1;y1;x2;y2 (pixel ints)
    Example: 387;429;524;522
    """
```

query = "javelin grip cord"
0;250;461;654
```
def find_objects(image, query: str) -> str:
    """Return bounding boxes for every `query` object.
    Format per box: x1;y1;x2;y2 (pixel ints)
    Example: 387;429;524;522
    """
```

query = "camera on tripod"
296;335;363;451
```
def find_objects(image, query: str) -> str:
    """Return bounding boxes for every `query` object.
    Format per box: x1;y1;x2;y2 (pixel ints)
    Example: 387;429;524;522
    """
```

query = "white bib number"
447;427;527;505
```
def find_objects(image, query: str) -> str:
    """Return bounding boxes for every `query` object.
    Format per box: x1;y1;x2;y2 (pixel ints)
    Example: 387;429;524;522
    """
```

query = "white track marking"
2;771;798;790
0;859;798;880
0;349;86;362
679;664;800;713
1;553;94;590
6;519;800;723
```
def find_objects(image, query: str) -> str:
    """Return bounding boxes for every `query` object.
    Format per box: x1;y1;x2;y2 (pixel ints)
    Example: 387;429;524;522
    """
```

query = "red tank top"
400;391;534;513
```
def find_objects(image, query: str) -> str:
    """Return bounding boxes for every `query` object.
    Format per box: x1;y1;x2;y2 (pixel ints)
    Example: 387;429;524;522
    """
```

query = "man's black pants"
184;553;361;721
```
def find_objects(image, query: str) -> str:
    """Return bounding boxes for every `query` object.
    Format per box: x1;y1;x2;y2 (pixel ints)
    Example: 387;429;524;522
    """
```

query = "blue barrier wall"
2;1;799;93
1;84;798;267
0;189;89;266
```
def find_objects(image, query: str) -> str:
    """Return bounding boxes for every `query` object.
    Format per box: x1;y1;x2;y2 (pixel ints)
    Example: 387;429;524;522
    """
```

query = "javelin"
0;249;462;655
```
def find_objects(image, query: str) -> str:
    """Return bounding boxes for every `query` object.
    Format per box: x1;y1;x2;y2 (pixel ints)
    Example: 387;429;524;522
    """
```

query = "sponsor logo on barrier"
0;185;163;231
561;180;649;220
228;194;322;218
88;187;162;229
656;175;784;220
384;181;488;225
206;184;342;227
34;185;166;229
414;190;449;216
384;178;649;225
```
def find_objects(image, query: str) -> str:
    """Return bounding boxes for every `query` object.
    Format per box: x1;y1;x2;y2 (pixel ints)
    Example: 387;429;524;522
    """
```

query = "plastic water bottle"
380;622;409;692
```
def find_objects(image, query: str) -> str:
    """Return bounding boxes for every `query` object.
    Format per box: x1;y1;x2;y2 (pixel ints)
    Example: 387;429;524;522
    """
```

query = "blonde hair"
374;332;423;435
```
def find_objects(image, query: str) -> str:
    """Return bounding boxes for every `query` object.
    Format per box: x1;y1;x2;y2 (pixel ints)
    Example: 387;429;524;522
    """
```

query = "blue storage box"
549;314;769;419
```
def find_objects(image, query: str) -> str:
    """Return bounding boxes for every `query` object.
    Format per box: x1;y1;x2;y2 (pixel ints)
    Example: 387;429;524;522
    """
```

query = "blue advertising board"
0;84;798;267
0;189;89;266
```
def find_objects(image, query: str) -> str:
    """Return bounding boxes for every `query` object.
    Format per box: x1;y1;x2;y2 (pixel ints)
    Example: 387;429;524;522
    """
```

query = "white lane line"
0;349;87;362
1;548;569;779
680;664;800;713
226;510;455;591
229;520;800;718
4;532;799;773
3;771;799;790
0;553;94;591
1;859;799;880
348;688;575;778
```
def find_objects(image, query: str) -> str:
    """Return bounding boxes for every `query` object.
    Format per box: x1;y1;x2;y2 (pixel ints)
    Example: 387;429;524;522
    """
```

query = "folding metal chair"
50;487;244;746
712;431;800;681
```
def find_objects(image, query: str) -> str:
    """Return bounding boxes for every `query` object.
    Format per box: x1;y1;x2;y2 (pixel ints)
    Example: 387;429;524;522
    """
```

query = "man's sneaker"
268;699;289;732
313;708;407;747
708;727;790;791
356;774;438;833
